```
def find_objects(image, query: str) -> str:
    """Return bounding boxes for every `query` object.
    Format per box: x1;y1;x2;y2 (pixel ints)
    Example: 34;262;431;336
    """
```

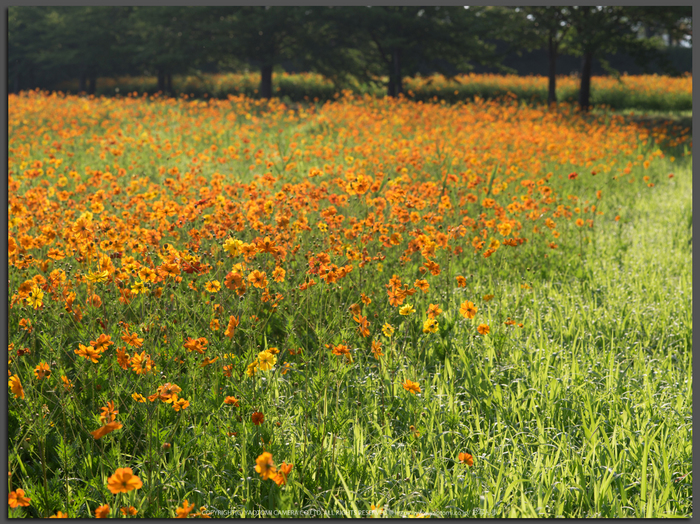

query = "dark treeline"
9;6;692;110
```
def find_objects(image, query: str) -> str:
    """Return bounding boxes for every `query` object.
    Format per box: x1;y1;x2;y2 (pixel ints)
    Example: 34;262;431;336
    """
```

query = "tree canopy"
8;6;692;108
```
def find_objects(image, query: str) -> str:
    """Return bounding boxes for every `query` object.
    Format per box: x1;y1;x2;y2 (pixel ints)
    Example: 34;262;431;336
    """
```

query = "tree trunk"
166;73;173;95
87;74;96;95
157;71;166;93
578;50;593;112
79;72;87;94
260;64;273;99
388;48;402;98
548;34;557;105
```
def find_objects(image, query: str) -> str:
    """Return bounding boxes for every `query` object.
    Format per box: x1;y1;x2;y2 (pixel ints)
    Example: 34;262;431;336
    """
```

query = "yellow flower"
223;238;243;257
86;269;110;283
26;287;44;309
382;323;395;338
205;280;221;293
422;318;439;334
399;304;415;316
132;392;146;403
257;350;277;371
246;360;259;378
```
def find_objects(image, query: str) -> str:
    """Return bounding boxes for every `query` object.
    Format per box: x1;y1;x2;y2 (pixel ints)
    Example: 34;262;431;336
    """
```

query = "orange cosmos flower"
90;334;114;353
247;269;268;289
459;301;478;319
272;266;286;282
130;351;153;375
255;452;277;480
330;343;352;363
184;337;208;354
458;452;474;466
477;324;490;335
106;468;143;494
272;462;294;486
34;362;51;380
251;411;264;425
224;396;240;406
75;344;101;363
8;489;31;508
403;380;421;395
200;357;218;367
91;421;123;440
426;303;442;319
99;400;118;423
224;315;240;338
8;375;24;399
455;276;467;288
120;506;138;516
116;347;130;370
371;340;384;360
414;279;430;292
176;499;195;518
171;396;190;411
95;504;110;518
121;331;144;348
49;511;68;518
61;375;73;391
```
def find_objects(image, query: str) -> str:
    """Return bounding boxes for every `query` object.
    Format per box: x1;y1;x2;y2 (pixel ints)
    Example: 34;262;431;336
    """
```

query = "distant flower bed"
54;72;692;111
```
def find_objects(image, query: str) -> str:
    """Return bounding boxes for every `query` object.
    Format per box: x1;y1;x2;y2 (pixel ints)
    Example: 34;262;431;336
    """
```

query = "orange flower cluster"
255;452;294;486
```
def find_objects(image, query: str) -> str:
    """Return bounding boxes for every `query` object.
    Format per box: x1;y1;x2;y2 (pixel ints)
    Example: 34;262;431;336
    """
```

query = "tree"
46;7;134;94
212;7;310;99
311;7;503;98
518;7;572;105
129;7;217;94
566;6;672;111
8;7;48;93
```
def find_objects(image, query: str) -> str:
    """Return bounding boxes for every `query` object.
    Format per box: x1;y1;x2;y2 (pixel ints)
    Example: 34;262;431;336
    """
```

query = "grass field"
55;71;694;111
7;89;692;518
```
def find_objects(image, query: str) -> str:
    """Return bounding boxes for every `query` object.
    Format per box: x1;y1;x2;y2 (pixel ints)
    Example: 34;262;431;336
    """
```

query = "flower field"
56;72;694;111
8;89;692;517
